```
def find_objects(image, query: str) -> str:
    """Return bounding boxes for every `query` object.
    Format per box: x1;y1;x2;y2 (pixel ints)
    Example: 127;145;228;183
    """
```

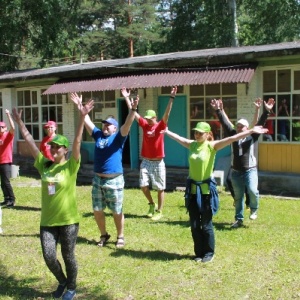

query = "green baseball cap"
48;134;69;148
192;122;211;133
144;110;156;119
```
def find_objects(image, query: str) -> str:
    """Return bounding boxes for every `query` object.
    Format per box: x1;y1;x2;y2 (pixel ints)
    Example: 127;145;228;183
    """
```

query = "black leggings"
40;224;79;290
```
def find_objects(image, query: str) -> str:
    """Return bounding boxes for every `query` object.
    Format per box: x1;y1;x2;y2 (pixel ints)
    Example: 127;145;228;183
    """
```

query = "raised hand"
171;86;177;97
252;125;269;134
11;108;23;123
70;92;83;108
121;87;130;98
264;98;275;112
253;98;263;108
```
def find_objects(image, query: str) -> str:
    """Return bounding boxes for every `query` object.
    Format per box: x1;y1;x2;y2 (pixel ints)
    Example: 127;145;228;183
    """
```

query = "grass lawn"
0;176;299;300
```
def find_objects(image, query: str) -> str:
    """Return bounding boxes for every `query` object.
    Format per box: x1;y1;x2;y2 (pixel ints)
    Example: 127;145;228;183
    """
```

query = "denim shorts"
92;174;124;214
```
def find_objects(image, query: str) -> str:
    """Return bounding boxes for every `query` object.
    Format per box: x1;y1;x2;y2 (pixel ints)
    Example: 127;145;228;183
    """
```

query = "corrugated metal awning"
43;65;256;95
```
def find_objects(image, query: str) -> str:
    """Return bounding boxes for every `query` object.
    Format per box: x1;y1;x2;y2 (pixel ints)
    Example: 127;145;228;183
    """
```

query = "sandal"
97;233;111;247
115;236;125;248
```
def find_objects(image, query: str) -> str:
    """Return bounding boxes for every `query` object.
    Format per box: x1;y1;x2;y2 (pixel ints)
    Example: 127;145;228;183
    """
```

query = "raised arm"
70;92;95;135
212;126;268;151
72;99;94;161
121;87;140;121
5;109;15;134
162;86;177;123
11;108;40;159
211;99;235;136
120;96;139;137
164;128;193;149
251;98;262;127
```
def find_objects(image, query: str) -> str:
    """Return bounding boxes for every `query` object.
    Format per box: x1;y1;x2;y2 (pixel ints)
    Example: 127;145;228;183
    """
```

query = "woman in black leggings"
12;99;94;300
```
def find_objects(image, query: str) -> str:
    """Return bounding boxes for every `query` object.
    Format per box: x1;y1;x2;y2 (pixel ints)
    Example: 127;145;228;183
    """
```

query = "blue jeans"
188;195;215;258
231;168;259;221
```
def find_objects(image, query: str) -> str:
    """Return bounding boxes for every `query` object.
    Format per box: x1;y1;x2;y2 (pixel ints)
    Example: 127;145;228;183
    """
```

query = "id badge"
239;147;243;156
48;183;56;195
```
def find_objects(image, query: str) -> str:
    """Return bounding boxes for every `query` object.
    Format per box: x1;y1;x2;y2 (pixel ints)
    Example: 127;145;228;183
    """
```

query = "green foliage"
2;0;300;70
0;176;299;299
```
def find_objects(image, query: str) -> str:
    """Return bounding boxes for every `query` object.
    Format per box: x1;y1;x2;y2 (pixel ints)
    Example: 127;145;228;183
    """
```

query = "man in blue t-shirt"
70;91;138;248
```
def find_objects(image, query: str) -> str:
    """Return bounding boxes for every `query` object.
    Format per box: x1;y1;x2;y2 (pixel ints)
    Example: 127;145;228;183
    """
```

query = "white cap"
237;118;249;128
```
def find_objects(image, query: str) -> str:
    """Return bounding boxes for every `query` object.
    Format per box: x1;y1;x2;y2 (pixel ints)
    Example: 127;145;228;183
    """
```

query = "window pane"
277;95;290;117
32;107;38;122
41;94;48;105
222;97;237;119
277;119;290;141
57;106;62;122
42;107;48;122
57;94;63;105
206;84;220;96
294;71;300;90
24;108;31;122
278;69;291;92
104;90;115;101
32;125;40;140
49;94;56;105
32;91;37;105
292;121;300;141
222;83;237;95
17;91;24;106
190;85;204;96
24;90;31;106
292;94;300;117
263;70;276;93
190;98;204;119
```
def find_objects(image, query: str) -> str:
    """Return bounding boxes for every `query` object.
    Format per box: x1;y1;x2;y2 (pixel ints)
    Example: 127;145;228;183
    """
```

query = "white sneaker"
249;211;258;220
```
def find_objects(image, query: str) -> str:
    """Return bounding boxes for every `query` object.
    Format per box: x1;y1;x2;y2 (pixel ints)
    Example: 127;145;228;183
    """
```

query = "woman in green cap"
11;99;94;300
165;122;268;263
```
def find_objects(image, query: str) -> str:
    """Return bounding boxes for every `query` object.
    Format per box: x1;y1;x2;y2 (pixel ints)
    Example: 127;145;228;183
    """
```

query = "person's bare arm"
5;109;15;134
70;92;95;135
162;86;177;123
164;128;192;149
72;99;94;161
11;108;40;159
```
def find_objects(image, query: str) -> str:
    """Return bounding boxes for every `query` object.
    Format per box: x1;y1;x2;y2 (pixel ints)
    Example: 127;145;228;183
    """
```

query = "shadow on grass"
110;248;193;261
0;261;114;300
2;205;41;212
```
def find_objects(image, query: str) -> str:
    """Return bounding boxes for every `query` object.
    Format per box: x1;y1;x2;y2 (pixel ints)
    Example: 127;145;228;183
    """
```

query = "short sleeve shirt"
0;132;14;164
34;153;81;226
92;127;127;174
138;118;166;158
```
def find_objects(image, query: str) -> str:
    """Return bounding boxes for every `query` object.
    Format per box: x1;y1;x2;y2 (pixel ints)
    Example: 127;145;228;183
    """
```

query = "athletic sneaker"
151;211;163;221
52;282;67;298
62;289;76;300
249;211;258;220
202;255;214;263
194;257;202;262
231;220;243;228
147;203;156;218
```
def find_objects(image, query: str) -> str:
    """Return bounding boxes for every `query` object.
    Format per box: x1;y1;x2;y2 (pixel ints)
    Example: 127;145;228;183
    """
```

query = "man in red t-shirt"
0;110;16;207
40;121;57;161
121;86;177;220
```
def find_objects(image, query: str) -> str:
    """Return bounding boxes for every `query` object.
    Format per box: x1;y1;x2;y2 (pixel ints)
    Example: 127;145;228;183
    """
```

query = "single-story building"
1;41;300;194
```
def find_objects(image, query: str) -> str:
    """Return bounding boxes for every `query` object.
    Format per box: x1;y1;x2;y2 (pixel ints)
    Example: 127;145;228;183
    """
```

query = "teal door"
158;95;188;167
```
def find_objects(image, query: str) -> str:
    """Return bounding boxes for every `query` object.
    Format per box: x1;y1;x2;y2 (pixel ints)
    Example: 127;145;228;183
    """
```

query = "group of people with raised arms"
5;87;274;298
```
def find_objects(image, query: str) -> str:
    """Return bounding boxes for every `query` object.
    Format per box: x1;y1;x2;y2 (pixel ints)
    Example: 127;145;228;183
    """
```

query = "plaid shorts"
92;174;124;214
139;159;166;190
